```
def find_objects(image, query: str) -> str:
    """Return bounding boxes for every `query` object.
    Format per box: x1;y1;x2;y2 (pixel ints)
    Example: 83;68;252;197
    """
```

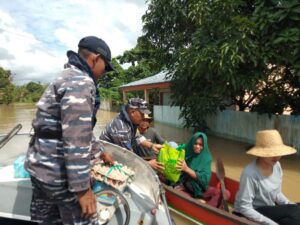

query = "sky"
0;0;147;85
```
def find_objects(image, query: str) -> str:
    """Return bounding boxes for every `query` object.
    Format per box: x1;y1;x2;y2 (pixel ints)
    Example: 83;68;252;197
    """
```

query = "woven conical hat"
247;130;296;157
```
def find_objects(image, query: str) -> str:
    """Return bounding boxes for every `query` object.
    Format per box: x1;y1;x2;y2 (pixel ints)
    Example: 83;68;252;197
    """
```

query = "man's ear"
91;54;98;69
85;53;95;68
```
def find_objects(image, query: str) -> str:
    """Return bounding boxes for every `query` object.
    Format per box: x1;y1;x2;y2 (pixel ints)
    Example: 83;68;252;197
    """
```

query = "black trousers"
256;204;300;225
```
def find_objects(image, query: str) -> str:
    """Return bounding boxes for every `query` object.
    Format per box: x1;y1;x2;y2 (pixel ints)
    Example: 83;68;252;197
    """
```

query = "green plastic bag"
157;143;185;183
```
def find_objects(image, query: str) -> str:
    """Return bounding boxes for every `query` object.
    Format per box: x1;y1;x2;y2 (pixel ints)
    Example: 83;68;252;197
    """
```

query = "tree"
99;37;164;104
250;0;300;115
250;66;300;115
25;82;46;102
10;82;47;103
142;0;300;129
116;37;164;83
0;67;14;104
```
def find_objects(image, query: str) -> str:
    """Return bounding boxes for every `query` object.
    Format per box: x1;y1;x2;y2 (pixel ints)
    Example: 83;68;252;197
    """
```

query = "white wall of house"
162;92;172;105
154;105;185;127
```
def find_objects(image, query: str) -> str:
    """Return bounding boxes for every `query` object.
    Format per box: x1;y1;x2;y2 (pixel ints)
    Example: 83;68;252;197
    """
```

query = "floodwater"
1;103;300;224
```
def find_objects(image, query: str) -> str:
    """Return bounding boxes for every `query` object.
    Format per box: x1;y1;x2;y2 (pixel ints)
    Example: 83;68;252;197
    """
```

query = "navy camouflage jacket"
25;51;101;192
99;105;146;150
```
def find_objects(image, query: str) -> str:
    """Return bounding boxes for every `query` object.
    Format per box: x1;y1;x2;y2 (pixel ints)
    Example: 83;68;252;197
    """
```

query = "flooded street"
1;103;300;225
0;103;37;133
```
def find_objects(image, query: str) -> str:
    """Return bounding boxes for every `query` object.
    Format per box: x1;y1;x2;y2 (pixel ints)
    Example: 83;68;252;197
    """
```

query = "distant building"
120;71;172;105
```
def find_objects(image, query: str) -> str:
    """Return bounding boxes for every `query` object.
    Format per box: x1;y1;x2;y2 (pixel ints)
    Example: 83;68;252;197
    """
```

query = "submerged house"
119;71;186;127
119;71;172;106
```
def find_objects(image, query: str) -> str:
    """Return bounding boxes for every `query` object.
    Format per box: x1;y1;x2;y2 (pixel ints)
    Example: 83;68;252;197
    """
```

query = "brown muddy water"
1;103;300;224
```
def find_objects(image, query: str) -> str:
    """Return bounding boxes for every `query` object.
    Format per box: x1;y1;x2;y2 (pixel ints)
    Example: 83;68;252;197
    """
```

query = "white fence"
154;105;185;127
154;105;300;154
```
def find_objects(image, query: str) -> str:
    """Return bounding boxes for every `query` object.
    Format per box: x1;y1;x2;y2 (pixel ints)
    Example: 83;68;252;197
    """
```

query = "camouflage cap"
128;98;151;115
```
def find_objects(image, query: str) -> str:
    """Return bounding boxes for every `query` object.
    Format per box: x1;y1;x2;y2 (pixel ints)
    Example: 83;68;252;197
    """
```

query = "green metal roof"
120;71;172;88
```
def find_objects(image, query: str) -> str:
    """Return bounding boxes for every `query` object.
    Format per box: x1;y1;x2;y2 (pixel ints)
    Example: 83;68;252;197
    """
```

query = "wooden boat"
0;125;174;225
164;171;258;225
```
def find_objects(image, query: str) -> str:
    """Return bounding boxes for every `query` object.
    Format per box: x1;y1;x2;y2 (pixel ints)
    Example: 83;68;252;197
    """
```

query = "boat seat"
0;165;29;182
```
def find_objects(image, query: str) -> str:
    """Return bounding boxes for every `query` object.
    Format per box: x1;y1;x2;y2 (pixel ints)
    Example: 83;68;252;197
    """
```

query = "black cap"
128;98;151;114
78;36;114;71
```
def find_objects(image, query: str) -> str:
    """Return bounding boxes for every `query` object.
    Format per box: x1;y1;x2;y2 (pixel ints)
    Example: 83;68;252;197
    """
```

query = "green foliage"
0;66;47;104
142;0;300;129
98;37;164;104
12;82;47;103
1;85;14;104
253;0;300;71
238;0;300;115
0;67;14;104
99;87;121;105
98;58;125;89
116;37;164;84
250;66;300;115
12;86;27;102
0;67;12;88
26;82;43;93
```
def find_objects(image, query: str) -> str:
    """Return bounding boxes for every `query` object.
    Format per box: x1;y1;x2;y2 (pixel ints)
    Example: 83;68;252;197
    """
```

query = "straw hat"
143;114;153;121
247;130;296;157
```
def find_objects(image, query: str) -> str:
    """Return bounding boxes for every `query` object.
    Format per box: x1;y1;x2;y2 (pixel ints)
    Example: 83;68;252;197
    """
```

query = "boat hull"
164;173;258;225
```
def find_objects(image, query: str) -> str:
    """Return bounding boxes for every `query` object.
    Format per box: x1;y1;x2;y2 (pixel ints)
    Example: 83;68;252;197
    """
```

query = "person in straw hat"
234;130;300;225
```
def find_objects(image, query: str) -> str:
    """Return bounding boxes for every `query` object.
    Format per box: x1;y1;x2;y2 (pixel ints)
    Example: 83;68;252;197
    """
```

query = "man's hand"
141;141;163;154
148;159;164;172
152;144;163;154
77;188;97;219
100;152;114;166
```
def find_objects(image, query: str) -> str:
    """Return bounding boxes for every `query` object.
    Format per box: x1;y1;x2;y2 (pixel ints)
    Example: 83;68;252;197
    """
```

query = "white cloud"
0;0;147;85
54;29;79;50
0;9;64;84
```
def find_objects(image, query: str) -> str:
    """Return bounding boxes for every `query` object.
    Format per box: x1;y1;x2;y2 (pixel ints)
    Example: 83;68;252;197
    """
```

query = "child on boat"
234;129;300;225
175;132;230;207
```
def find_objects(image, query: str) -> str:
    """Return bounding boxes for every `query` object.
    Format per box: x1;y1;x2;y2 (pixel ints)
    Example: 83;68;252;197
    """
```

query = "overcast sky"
0;0;147;85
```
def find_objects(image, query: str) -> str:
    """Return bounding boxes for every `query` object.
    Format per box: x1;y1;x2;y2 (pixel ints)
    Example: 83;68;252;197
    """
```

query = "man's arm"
91;139;114;165
148;159;164;172
100;117;133;150
237;173;278;225
140;139;162;153
60;76;94;193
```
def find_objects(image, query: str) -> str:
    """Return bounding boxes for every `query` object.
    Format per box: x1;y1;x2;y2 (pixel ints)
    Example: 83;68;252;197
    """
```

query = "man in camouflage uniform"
25;36;114;225
99;98;163;170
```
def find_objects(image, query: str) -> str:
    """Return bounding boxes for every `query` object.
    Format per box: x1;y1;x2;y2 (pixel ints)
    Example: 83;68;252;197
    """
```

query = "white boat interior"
0;128;173;225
